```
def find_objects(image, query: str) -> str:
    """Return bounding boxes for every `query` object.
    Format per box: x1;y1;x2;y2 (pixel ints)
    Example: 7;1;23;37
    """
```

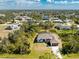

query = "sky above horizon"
0;0;79;10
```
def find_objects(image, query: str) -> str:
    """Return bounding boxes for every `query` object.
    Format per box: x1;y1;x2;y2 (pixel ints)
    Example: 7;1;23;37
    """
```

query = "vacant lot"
0;24;11;38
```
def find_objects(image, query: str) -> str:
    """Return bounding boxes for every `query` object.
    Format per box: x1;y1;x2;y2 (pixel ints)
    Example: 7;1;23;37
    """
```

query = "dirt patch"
33;43;50;52
0;30;11;39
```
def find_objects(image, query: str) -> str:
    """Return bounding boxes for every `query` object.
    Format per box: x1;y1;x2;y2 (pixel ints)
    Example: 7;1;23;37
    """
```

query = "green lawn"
0;43;56;59
0;24;7;30
57;30;77;34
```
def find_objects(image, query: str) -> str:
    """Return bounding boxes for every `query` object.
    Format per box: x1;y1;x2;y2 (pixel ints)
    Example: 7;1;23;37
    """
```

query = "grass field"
0;43;56;59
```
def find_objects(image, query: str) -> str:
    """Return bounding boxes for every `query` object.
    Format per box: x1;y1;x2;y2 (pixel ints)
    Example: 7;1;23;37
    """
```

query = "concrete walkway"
50;33;63;59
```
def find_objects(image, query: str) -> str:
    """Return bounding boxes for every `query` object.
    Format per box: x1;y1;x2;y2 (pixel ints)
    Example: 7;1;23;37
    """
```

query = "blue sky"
0;0;79;10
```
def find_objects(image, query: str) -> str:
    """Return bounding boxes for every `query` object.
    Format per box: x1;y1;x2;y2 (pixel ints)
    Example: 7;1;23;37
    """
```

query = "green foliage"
8;30;31;54
0;30;31;54
0;22;42;54
61;42;73;55
58;15;66;20
39;21;54;30
72;17;79;24
27;13;42;20
59;31;79;54
39;53;51;59
49;29;57;33
21;22;41;33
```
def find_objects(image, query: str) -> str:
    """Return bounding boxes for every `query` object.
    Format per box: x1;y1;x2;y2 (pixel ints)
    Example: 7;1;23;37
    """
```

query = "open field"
0;24;11;38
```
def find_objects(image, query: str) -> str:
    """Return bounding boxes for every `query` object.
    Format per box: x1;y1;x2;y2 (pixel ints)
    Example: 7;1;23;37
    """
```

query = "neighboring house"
42;16;49;21
14;16;33;22
65;13;75;17
35;32;58;46
6;23;20;30
75;15;79;18
55;24;72;30
50;17;63;23
64;19;72;23
63;19;74;26
0;14;5;17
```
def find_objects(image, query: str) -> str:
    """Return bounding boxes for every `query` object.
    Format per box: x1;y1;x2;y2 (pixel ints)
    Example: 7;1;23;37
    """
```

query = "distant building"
43;15;49;20
65;13;75;17
50;17;63;23
6;23;20;30
15;16;33;22
0;14;5;17
55;24;72;30
64;19;72;23
75;15;79;18
35;32;58;46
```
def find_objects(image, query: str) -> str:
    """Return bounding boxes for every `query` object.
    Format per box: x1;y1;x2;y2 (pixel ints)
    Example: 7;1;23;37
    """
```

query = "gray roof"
55;24;71;30
37;32;58;43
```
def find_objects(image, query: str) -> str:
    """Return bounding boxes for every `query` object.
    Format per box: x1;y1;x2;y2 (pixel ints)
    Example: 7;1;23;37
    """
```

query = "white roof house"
35;32;59;46
15;16;33;22
0;14;5;17
7;23;20;30
50;17;63;23
64;19;72;23
75;15;79;18
55;24;72;30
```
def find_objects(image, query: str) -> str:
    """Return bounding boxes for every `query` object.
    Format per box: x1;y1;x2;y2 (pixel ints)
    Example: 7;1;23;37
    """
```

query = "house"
75;15;79;18
50;17;63;23
0;14;5;17
14;16;33;22
65;13;75;18
6;23;20;30
35;32;59;46
42;15;49;21
64;19;72;23
55;24;72;30
63;19;74;26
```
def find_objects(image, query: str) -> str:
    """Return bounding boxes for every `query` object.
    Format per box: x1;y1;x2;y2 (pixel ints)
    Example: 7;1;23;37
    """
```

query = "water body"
0;0;79;10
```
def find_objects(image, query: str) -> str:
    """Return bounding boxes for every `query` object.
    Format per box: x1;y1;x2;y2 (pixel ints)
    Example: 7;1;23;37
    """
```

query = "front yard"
0;43;55;59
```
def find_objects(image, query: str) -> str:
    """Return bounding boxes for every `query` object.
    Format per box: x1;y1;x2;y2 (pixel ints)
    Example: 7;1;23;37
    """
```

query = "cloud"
47;0;52;2
15;0;39;3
